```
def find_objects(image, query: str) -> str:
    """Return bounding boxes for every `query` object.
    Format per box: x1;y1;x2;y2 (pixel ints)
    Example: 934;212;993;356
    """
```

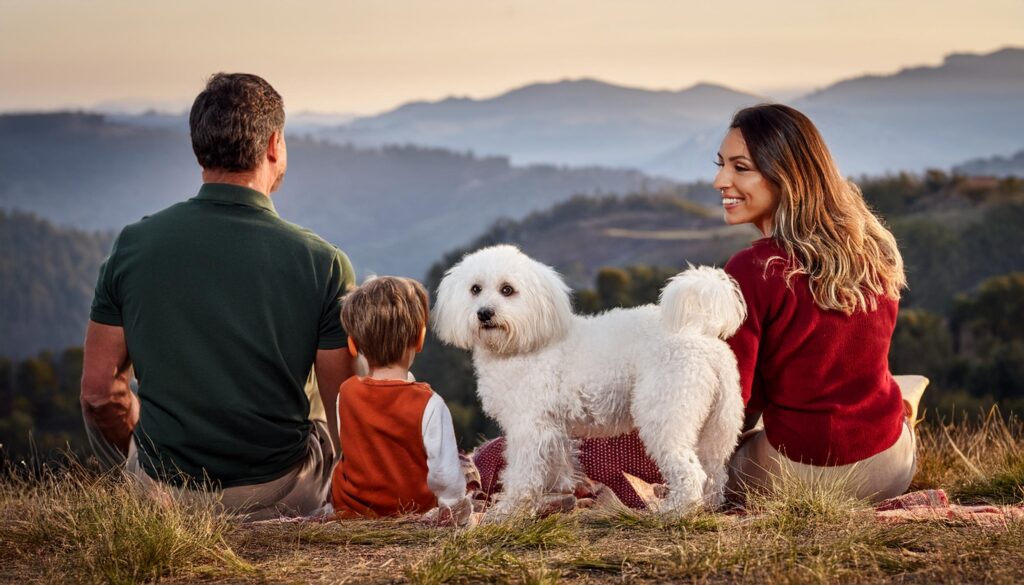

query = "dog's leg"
632;369;714;514
545;436;581;494
694;349;745;508
696;387;743;508
491;421;568;519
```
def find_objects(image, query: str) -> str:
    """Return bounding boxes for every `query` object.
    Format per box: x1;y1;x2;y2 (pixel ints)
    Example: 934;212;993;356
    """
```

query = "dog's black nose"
477;308;495;322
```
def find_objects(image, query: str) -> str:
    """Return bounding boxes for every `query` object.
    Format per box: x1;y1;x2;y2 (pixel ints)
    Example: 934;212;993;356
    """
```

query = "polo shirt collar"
194;183;277;215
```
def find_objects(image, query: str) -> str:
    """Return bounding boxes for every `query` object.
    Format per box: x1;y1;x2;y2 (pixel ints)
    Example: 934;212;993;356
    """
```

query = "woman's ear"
347;336;359;358
414;326;427;353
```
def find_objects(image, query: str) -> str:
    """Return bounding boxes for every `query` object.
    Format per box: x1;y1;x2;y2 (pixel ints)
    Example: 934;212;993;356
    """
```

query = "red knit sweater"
724;238;904;466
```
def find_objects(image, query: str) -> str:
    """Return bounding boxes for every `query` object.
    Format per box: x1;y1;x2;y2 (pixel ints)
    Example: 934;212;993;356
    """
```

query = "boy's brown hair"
340;276;430;367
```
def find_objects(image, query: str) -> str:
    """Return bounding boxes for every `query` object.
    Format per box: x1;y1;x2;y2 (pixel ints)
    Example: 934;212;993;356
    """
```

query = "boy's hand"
460;452;482;492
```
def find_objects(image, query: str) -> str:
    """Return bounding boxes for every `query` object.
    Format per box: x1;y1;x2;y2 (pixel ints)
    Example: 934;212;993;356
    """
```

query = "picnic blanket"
874;489;1024;525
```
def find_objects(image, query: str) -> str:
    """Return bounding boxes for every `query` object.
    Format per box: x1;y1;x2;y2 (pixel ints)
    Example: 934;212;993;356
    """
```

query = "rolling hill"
0;113;679;279
0;210;114;358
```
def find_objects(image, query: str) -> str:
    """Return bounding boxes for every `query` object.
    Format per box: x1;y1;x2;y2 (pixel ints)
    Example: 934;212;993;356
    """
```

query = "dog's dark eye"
470;284;482;295
500;284;515;297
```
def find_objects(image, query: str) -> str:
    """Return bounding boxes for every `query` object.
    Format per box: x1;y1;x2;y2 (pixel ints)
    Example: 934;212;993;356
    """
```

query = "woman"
716;103;922;502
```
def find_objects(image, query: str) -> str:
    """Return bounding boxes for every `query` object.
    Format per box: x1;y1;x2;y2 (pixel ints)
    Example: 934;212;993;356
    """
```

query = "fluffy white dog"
433;245;747;515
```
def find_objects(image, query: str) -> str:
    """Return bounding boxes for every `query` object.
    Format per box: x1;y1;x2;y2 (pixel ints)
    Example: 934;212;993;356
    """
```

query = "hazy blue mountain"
315;48;1024;181
317;79;762;174
0;113;678;279
793;47;1024;177
954;149;1024;178
101;110;358;136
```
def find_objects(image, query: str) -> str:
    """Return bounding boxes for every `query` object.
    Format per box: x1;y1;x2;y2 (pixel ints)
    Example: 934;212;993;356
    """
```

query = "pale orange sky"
1;0;1022;115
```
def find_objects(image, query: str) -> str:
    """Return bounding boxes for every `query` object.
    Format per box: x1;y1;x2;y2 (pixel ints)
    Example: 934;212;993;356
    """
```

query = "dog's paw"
484;494;531;522
662;491;705;515
536;493;577;517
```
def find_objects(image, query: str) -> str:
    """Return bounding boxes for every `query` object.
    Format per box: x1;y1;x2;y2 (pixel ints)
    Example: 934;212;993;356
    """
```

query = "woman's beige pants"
726;375;927;503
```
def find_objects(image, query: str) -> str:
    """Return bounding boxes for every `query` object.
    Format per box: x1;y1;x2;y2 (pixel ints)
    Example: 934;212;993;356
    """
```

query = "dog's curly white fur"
433;245;747;515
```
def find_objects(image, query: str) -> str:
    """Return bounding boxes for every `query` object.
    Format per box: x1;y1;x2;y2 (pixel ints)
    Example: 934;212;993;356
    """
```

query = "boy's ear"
347;336;359;358
414;326;427;353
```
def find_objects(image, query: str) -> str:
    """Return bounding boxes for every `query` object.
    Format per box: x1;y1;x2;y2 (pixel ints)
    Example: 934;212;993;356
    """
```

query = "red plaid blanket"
874;489;1024;525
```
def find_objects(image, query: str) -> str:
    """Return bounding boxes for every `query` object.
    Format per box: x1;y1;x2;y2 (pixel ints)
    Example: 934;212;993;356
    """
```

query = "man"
81;73;354;519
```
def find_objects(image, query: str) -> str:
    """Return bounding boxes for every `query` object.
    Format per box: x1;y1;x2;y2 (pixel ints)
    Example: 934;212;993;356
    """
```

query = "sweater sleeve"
421;394;472;525
725;248;767;412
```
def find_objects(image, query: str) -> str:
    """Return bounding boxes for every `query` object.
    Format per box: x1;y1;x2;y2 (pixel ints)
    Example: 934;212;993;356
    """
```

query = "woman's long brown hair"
731;104;906;314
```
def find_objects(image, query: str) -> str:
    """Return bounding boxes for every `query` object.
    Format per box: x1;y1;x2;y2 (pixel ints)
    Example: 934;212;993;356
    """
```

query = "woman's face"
713;128;781;237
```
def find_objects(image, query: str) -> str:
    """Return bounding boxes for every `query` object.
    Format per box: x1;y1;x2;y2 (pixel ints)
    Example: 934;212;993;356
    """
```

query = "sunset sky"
2;0;1022;115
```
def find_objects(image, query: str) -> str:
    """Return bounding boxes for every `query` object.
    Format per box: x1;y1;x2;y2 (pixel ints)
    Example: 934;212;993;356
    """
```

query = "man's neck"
201;169;272;197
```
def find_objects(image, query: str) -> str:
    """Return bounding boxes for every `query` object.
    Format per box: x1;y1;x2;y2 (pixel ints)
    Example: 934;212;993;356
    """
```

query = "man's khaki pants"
84;377;336;521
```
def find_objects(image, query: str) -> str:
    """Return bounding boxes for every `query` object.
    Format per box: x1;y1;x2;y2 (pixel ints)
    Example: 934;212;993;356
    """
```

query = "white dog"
433;245;747;515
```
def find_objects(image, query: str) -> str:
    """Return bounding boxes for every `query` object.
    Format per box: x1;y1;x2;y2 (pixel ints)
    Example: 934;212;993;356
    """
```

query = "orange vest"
331;376;436;518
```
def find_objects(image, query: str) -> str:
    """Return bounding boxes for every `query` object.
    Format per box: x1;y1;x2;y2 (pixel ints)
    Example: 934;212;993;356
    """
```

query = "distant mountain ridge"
954;149;1024;178
319;79;761;175
314;47;1024;181
801;48;1024;103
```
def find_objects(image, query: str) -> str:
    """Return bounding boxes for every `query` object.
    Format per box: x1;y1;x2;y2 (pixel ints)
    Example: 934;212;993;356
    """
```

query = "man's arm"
80;321;139;454
315;348;354;453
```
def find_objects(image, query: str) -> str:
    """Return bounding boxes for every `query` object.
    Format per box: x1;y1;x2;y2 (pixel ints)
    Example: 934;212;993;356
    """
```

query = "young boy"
331;276;473;524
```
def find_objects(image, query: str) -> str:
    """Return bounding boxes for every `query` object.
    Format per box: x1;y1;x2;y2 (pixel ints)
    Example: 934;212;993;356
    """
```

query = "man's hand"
314;348;354;454
81;321;138;454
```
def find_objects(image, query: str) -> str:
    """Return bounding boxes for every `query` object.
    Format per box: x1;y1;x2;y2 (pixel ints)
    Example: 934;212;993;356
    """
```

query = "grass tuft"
295;519;441;546
466;512;577;550
405;513;575;584
916;407;1024;504
744;462;868;535
587;503;723;534
0;462;250;584
953;454;1024;504
404;538;521;585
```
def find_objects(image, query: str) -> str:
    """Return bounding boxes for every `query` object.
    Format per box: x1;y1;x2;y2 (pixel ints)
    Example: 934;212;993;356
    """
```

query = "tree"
596;268;631;310
889;309;955;387
952;273;1024;354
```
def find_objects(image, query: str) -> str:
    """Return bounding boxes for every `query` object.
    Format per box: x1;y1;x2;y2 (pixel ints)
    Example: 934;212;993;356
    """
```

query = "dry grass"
0;461;251;584
405;513;577;584
2;409;1023;584
913;407;1024;504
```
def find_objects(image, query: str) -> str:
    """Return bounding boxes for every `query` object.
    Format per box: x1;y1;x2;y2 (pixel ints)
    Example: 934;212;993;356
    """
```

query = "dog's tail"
658;265;747;339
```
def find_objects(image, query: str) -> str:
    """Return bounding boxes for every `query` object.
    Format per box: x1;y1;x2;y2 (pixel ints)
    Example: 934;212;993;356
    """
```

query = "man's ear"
414;326;427;353
347;336;359;358
266;130;283;163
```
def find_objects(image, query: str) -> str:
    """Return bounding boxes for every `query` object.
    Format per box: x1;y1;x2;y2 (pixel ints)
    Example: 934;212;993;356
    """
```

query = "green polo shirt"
90;183;355;487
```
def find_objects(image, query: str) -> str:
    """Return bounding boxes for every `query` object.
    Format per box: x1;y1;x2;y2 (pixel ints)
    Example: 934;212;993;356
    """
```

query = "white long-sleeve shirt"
421;394;473;524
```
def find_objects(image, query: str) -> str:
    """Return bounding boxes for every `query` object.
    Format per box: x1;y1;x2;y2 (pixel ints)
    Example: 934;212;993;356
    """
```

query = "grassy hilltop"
2;411;1022;584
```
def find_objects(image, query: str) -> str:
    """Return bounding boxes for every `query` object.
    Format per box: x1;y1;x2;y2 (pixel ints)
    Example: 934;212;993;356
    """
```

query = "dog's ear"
432;261;475;350
518;259;573;351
